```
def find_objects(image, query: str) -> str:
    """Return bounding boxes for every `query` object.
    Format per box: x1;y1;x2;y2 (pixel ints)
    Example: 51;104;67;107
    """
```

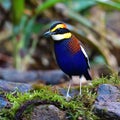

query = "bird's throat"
51;33;71;41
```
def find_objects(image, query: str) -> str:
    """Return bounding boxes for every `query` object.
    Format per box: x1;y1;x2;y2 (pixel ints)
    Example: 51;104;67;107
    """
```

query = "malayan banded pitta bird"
44;21;92;100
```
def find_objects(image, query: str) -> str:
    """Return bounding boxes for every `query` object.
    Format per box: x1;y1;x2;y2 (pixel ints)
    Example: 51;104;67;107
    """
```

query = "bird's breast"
54;37;80;57
54;38;88;76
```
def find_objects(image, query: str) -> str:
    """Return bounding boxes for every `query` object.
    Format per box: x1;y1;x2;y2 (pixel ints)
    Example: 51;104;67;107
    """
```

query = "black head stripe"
55;28;70;34
50;21;64;30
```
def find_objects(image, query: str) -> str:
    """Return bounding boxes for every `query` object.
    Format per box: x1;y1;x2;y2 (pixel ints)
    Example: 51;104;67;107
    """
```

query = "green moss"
0;74;120;120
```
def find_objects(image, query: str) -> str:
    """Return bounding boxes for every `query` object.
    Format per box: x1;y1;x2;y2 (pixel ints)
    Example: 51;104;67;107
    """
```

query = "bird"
44;21;92;100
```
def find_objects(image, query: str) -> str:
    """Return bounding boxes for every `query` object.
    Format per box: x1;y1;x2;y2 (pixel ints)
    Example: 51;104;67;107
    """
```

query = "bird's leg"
79;77;82;95
71;76;82;96
66;80;72;99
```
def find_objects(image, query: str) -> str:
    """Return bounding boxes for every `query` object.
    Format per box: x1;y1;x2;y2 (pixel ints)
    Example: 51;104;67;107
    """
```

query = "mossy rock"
0;74;120;120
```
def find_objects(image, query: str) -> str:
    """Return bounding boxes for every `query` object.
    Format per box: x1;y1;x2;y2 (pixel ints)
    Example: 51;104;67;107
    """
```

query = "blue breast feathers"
54;40;89;77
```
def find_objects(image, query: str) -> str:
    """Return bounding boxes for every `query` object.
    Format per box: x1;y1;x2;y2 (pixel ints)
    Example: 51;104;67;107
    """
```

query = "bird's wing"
71;35;90;69
80;45;90;69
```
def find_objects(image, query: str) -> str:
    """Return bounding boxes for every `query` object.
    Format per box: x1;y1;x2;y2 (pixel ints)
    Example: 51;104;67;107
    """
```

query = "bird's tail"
84;70;92;80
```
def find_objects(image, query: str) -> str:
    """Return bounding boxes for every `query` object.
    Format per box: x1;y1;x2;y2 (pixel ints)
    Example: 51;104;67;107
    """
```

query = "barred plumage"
44;21;92;100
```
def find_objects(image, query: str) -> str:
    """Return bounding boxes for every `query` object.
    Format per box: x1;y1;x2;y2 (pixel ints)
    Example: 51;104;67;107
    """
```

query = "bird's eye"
57;28;62;32
57;28;61;30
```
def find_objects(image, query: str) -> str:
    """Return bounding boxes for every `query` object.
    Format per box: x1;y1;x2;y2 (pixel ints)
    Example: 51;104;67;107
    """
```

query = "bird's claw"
65;94;72;101
79;91;82;96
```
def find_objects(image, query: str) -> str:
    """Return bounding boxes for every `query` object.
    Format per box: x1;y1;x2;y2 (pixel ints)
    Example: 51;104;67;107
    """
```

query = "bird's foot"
79;92;82;96
65;94;72;101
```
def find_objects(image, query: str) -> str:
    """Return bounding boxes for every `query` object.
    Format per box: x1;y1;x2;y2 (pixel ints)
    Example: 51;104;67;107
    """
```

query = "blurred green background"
0;0;120;78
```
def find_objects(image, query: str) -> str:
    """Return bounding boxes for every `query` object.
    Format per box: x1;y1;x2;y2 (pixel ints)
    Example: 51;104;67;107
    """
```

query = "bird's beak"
44;31;51;38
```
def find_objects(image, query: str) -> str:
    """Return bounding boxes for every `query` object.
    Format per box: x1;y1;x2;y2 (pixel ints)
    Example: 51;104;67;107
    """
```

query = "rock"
0;96;9;109
93;84;120;120
0;68;38;83
0;80;32;92
23;105;67;120
0;68;68;85
37;70;69;85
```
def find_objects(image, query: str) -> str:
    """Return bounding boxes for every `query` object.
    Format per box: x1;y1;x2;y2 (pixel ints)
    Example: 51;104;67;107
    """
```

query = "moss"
0;74;120;120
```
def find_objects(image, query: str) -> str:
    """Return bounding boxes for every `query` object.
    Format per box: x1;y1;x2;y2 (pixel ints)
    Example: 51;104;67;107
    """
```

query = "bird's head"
44;22;72;41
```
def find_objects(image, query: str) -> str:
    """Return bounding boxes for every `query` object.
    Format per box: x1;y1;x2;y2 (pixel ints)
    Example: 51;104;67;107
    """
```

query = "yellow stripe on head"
50;24;66;32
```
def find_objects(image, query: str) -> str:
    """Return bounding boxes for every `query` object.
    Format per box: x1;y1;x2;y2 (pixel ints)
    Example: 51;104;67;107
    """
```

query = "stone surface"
0;80;32;92
93;84;120;120
0;97;7;109
23;105;67;120
37;70;69;85
0;96;9;109
0;68;68;85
